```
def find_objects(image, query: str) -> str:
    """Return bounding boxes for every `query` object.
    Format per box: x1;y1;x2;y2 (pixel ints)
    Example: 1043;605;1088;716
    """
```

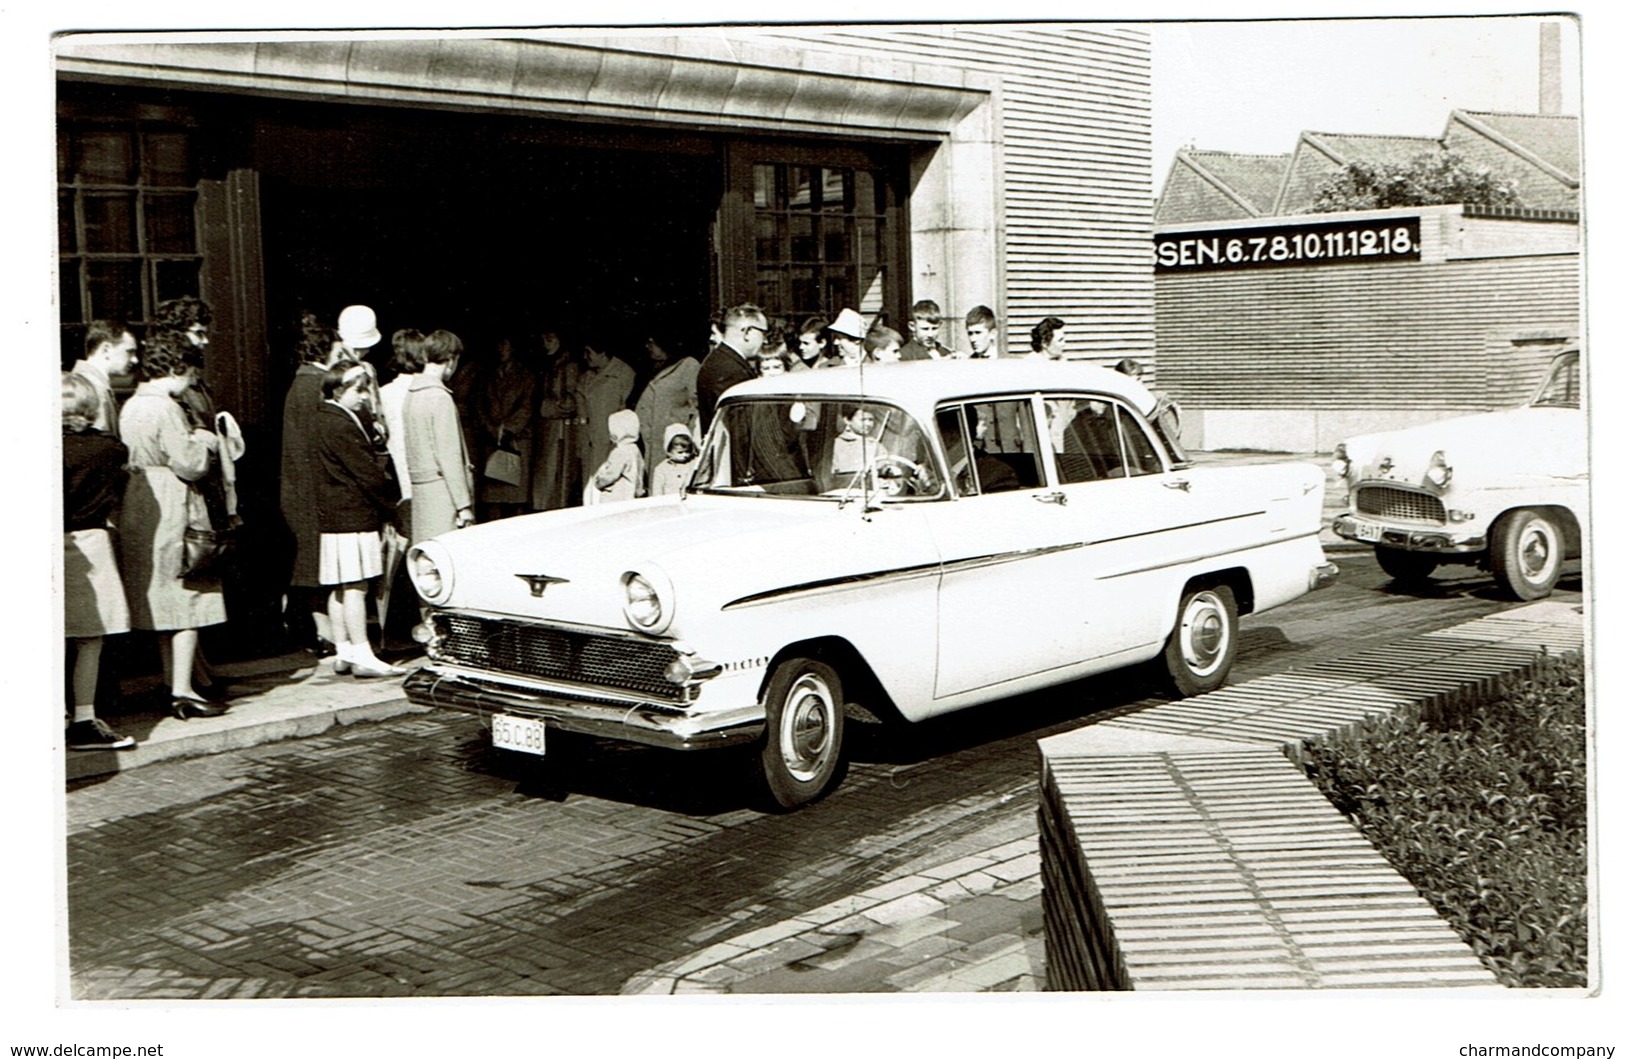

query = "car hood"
1344;406;1583;486
422;494;902;632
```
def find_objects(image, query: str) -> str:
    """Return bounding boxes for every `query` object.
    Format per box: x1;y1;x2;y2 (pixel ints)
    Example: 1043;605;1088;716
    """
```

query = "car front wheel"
1162;585;1238;697
756;658;847;809
1375;545;1439;584
1490;510;1563;601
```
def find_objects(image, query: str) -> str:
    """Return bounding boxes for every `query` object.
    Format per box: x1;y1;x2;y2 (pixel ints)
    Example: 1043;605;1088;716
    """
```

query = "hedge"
1300;654;1587;987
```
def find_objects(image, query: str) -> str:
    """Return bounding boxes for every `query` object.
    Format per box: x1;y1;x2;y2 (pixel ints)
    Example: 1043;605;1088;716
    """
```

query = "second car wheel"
1490;509;1564;601
756;658;847;810
1375;545;1439;584
1162;584;1238;698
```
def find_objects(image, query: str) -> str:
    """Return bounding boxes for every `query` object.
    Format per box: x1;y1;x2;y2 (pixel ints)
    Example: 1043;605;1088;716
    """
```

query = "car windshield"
1530;351;1581;409
690;398;943;501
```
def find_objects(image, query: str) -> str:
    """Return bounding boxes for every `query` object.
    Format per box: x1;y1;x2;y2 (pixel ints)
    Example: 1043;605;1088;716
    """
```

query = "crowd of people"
63;299;237;751
62;292;1157;751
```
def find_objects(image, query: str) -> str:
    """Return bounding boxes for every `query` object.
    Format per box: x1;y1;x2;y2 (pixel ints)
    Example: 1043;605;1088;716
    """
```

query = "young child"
864;326;903;363
651;422;699;496
590;408;645;503
830;404;890;479
900;299;952;360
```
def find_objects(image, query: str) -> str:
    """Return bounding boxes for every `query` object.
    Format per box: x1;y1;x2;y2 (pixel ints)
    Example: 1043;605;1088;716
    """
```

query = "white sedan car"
405;360;1336;808
1331;349;1584;600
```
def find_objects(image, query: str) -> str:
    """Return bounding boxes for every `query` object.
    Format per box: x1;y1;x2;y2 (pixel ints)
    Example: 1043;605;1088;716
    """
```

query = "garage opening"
255;98;723;368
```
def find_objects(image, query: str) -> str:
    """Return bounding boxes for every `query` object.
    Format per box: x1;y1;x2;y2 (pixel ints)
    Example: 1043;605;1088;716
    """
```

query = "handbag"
483;446;524;487
180;525;236;581
178;479;236;581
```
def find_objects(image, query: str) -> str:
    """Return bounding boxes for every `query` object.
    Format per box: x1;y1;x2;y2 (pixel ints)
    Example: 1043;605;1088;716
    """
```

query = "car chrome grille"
1354;485;1446;525
432;613;683;701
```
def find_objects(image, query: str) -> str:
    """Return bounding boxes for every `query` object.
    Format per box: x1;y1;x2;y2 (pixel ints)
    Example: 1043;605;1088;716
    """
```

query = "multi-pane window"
752;163;890;322
58;123;201;331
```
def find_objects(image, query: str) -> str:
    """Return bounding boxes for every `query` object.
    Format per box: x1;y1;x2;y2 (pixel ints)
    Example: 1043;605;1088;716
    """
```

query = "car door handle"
1163;478;1191;492
1034;491;1068;505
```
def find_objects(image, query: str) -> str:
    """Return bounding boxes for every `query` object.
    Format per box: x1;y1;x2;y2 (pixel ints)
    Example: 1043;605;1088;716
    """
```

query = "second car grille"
433;613;683;701
1354;485;1446;525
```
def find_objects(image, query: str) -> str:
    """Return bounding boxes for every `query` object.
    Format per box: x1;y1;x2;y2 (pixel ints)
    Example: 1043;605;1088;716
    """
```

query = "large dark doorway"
255;100;722;368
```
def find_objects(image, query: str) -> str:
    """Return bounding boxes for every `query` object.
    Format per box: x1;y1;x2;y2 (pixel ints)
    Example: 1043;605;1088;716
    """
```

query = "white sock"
72;705;96;725
351;642;388;669
334;640;360;664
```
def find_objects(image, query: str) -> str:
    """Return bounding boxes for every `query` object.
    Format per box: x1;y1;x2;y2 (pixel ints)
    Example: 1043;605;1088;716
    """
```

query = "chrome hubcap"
1180;593;1229;677
780;675;833;782
1520;524;1555;580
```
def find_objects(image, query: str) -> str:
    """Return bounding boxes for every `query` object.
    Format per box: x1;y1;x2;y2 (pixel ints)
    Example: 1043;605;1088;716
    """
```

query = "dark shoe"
191;680;231;703
312;638;337;659
171;696;228;720
67;718;136;751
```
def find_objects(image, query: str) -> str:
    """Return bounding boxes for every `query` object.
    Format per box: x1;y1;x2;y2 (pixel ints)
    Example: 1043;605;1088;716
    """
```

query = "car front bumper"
1331;515;1487;555
403;665;767;751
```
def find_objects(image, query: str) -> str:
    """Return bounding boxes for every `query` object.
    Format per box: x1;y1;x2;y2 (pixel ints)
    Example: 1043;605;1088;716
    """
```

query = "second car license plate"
1351;518;1383;543
492;713;546;756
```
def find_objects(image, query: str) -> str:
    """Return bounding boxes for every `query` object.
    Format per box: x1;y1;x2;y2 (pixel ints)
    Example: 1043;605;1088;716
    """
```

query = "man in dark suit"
697;303;767;434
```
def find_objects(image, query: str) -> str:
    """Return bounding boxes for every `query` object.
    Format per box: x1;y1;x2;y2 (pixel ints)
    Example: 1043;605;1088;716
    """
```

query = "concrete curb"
66;656;427;782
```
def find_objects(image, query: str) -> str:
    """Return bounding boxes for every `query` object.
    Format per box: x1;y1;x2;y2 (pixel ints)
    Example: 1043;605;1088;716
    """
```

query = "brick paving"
66;554;1581;997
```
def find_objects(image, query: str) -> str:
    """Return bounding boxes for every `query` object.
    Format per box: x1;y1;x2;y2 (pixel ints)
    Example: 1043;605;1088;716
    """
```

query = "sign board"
1155;216;1422;274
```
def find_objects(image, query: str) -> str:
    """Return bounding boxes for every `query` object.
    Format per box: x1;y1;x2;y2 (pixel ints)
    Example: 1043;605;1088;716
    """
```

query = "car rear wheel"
1490;510;1563;601
1162;585;1237;698
1375;546;1439;584
756;658;846;809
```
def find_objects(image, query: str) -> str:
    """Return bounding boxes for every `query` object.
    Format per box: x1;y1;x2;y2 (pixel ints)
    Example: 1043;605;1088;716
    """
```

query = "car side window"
966;400;1045;494
937;406;978;497
1046;398;1121;483
1046;396;1164;483
1119;408;1164;477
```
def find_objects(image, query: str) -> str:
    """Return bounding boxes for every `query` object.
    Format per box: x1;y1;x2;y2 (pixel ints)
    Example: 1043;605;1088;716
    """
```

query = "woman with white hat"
825;307;868;367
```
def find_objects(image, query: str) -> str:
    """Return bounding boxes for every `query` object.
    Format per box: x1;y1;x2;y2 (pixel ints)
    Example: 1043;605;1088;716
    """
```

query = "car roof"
719;358;1159;418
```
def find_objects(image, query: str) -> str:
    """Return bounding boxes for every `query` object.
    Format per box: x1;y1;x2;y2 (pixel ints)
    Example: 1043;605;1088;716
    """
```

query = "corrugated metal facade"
765;25;1153;360
1156;252;1579;412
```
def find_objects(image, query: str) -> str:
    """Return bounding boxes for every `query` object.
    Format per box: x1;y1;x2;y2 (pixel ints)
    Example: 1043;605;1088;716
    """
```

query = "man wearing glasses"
697;303;767;434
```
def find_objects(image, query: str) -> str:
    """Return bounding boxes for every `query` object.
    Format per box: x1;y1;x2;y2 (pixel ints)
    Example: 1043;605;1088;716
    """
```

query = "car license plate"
1351;518;1383;543
492;713;546;756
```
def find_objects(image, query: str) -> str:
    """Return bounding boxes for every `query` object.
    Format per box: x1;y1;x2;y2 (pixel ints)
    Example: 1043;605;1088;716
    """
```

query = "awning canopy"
55;32;990;140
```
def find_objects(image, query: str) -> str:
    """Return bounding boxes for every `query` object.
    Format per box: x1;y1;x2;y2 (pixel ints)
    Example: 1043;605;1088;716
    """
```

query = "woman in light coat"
576;341;635;496
634;332;699;492
117;331;227;719
403;329;475;545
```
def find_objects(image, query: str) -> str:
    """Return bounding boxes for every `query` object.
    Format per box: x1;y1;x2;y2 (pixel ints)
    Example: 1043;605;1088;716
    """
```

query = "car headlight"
621;567;675;635
408;542;454;606
1331;443;1350;480
1425;449;1452;489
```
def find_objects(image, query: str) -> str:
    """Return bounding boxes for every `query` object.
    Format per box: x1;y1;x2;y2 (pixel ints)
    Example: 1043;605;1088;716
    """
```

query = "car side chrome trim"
1097;528;1322;580
723;511;1274;609
1087;509;1265;547
722;560;946;610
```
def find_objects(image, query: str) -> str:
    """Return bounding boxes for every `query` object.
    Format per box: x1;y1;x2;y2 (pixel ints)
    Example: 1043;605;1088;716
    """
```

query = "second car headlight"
621;567;675;635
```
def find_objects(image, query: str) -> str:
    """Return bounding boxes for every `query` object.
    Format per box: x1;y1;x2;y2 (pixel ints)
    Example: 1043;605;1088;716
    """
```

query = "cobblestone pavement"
66;554;1581;998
